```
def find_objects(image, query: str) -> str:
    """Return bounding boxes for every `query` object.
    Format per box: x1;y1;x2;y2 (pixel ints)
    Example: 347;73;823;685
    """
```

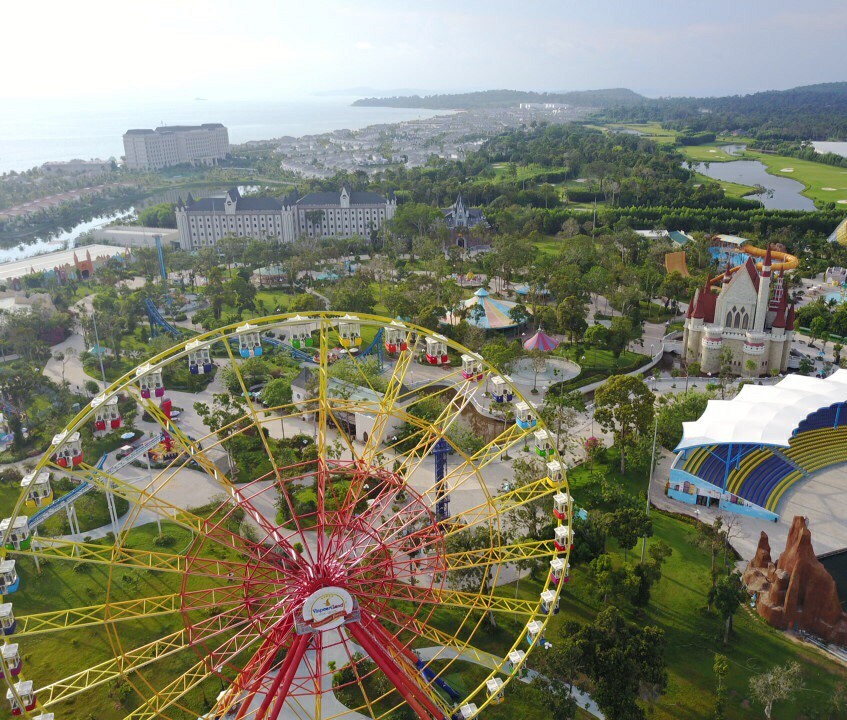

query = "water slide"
29;436;164;530
664;251;690;277
145;298;182;339
665;245;799;284
711;245;799;285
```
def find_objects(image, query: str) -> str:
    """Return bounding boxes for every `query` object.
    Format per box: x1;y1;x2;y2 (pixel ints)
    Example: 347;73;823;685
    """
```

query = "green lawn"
604;122;679;144
746;150;847;207
541;452;847;719
9;521;232;719
693;172;756;199
679;144;847;207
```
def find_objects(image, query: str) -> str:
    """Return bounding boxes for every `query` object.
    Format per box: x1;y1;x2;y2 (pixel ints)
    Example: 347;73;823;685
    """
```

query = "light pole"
640;408;659;563
91;311;107;386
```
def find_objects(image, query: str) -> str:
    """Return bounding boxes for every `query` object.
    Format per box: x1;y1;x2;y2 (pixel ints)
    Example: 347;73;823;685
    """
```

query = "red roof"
763;245;772;277
743;257;760;292
786;304;796;331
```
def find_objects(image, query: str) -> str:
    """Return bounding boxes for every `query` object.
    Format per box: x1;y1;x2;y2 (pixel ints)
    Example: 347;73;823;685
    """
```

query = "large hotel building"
123;124;230;170
175;185;396;249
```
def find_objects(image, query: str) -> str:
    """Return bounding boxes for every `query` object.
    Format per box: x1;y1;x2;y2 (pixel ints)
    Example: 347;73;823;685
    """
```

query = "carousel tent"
442;288;529;330
523;329;559;352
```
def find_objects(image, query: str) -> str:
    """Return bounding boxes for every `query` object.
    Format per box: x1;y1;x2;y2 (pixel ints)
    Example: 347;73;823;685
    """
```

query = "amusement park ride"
0;313;573;720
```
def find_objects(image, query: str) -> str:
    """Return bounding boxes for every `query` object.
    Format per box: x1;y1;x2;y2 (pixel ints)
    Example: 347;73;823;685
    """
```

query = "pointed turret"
186;192;195;205
722;260;732;286
786;304;796;331
762;245;772;278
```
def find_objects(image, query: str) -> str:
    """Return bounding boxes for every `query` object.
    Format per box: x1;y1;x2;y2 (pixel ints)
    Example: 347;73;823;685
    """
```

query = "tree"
798;356;814;376
656;391;711;450
749;661;803;719
745;358;758;376
609;506;653;563
717;345;734;399
445;527;497;627
262;377;293;409
709;571;746;645
594;374;655;473
809;315;829;348
557;606;667;720
557;296;587;343
713;653;729;720
584;324;610;349
541;390;585;456
506;459;554;578
608;316;634;358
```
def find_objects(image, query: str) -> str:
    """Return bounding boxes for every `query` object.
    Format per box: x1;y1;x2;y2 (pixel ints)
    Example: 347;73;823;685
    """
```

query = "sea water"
0;96;449;174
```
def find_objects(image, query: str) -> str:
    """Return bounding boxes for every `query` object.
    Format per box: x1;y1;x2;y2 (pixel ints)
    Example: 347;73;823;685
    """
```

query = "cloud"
355;41;374;51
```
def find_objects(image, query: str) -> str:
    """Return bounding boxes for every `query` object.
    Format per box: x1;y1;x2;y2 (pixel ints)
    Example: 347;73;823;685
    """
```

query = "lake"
0;207;135;263
812;141;847;160
690;158;816;211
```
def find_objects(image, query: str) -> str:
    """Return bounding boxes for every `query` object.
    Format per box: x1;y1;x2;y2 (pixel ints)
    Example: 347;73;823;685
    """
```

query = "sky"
3;0;846;102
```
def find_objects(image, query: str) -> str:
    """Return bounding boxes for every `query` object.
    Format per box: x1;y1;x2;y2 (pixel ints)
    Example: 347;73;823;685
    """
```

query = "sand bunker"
709;149;716;153
838;200;847;205
822;187;837;191
780;167;794;172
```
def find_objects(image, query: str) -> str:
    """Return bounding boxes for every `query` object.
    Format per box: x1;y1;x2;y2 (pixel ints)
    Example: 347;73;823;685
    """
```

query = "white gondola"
553;491;571;520
0;604;15;635
186;339;213;374
51;430;83;468
136;363;165;399
460;353;484;381
21;471;52;508
534;429;554;457
550;557;566;585
514;401;537;430
337;315;362;349
554;524;572;551
6;679;35;714
526;620;544;646
0;561;19;594
236;323;263;358
458;703;478;719
384;321;408;354
424;335;449;366
546;460;564;485
287;315;315;349
507;649;526;674
540;589;560;615
33;715;55;720
0;643;21;678
0;518;29;551
486;677;505;704
92;394;121;434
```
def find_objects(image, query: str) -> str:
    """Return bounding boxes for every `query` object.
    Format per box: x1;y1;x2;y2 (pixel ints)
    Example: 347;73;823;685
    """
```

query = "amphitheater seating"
794;404;847;434
685;425;847;515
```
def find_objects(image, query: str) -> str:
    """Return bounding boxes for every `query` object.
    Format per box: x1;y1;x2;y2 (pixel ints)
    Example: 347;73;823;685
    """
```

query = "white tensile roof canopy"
676;369;847;452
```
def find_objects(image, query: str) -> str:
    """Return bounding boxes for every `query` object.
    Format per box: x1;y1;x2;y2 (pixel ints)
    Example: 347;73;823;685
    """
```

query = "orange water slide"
664;251;691;277
711;244;799;285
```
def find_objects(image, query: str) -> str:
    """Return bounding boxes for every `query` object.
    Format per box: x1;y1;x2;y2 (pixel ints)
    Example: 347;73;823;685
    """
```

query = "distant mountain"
600;82;847;141
314;87;428;98
352;88;645;109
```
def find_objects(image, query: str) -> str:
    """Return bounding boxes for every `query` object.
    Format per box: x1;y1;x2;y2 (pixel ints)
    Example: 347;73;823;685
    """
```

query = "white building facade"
123;124;229;170
175;186;395;250
682;248;796;376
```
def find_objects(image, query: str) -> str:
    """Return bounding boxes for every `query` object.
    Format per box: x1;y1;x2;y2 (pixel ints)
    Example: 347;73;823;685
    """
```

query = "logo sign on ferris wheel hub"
299;587;357;633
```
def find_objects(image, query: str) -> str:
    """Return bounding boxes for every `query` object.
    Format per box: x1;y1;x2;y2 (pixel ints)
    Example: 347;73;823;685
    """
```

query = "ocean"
0;96;448;174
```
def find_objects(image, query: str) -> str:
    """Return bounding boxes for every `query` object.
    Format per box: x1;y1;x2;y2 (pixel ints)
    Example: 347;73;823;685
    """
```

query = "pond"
0;207;135;263
689;159;816;211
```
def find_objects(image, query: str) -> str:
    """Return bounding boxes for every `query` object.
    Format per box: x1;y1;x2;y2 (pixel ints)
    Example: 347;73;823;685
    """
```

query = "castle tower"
700;322;724;373
753;246;772;332
768;295;788;374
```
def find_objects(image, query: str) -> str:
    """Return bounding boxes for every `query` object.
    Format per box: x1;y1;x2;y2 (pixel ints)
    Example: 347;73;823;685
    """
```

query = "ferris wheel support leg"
259;633;311;720
362;611;418;666
348;622;443;720
231;621;295;720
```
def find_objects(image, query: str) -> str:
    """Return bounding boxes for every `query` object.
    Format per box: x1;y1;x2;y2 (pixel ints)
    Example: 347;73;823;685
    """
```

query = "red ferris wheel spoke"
347;620;444;720
258;633;312;720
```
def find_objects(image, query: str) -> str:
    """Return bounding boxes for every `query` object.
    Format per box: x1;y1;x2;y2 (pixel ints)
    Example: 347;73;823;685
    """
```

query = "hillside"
601;82;847;140
352;88;645;109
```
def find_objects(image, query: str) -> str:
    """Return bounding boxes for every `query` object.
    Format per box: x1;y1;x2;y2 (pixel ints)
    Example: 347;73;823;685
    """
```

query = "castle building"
682;247;795;375
295;185;396;239
175;185;395;250
123;124;229;170
443;194;488;250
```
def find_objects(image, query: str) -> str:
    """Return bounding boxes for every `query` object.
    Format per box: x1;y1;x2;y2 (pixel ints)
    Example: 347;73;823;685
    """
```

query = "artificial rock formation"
742;516;847;644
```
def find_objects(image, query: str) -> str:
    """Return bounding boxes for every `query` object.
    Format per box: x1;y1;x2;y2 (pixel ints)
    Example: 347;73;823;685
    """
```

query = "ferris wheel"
0;313;572;720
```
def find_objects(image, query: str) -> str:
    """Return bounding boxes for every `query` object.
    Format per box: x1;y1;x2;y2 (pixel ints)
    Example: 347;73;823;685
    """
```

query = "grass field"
693;172;756;199
543;451;847;719
679;143;847;207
